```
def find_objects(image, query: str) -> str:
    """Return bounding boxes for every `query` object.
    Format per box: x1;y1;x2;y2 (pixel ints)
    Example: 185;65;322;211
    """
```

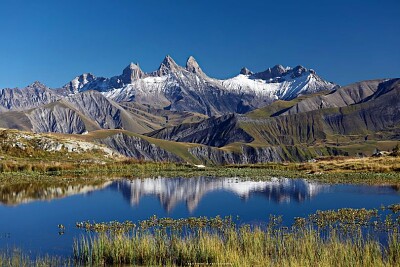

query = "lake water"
0;177;399;256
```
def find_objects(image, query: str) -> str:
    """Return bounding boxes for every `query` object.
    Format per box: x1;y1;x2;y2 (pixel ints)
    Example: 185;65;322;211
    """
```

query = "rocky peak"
271;65;286;76
291;65;308;77
240;67;253;76
27;81;48;90
121;62;145;83
185;56;204;75
253;64;287;80
157;55;181;76
77;73;95;84
63;73;96;94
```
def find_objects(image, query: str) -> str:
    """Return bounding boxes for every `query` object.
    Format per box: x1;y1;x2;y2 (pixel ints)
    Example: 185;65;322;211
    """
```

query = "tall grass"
73;226;399;266
73;213;400;266
0;249;71;267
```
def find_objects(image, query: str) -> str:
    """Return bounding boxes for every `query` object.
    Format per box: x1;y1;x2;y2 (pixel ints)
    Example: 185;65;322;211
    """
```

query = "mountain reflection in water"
110;177;329;213
0;182;113;206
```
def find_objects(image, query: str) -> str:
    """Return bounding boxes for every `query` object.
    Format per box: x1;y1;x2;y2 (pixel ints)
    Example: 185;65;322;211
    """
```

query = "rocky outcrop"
188;145;284;164
27;105;87;134
0;82;60;112
156;55;183;76
62;73;96;94
61;91;152;133
147;114;254;147
62;91;124;129
240;67;253;75
252;64;288;80
185;56;204;76
121;63;145;83
98;133;183;162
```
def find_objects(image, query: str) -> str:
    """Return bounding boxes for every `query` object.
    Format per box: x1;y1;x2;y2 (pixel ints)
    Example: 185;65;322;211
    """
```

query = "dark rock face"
147;114;254;147
291;65;307;78
251;64;309;80
98;133;183;162
188;145;284;164
240;67;254;75
253;64;287;80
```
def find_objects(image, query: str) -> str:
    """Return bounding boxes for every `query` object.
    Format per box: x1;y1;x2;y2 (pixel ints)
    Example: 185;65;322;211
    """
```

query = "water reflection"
110;177;330;213
0;182;112;206
2;177;397;212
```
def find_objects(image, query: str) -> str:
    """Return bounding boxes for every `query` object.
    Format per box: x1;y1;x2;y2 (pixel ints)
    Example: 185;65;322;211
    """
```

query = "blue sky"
0;0;399;88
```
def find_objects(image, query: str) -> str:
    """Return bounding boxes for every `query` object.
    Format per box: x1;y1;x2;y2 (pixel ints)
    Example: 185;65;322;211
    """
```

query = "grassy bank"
73;228;399;266
72;208;399;266
0;156;399;190
0;250;70;267
0;207;399;266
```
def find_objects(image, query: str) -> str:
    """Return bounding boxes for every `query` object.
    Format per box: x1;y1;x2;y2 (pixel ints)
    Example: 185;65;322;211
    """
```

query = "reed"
0;249;71;267
73;209;400;266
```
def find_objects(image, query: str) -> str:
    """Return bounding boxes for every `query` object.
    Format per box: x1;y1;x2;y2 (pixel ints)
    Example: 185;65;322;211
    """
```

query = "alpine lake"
0;176;399;258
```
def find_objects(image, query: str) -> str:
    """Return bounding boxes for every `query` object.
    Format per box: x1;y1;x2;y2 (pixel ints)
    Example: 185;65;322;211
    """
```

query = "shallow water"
0;177;399;256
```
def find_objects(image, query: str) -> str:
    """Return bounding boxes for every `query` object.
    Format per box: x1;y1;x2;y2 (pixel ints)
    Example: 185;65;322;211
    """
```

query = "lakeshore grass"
0;155;399;188
0;207;398;266
72;209;400;266
0;249;71;267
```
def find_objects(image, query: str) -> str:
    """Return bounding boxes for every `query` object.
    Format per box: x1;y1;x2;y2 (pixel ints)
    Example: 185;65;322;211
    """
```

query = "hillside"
146;78;400;160
0;55;398;164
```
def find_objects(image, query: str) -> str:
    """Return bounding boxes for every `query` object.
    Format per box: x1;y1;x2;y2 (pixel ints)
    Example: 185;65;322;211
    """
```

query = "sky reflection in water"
0;177;399;256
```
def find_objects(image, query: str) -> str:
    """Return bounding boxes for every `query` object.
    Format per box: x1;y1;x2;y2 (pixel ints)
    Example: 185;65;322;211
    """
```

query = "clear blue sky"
0;0;399;88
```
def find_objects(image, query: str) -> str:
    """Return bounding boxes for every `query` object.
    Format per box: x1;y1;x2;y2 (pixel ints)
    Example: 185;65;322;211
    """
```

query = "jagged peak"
271;64;286;73
185;56;204;75
252;64;287;80
240;67;253;75
126;62;141;70
76;73;95;81
28;81;48;89
157;55;181;76
121;62;144;83
291;65;308;77
161;55;178;68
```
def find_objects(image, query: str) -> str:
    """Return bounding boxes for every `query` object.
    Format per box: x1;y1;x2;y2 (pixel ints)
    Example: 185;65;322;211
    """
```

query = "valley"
0;56;398;267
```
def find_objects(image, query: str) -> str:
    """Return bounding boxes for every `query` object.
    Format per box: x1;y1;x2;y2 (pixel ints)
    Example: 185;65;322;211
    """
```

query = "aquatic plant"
0;249;71;267
73;208;400;266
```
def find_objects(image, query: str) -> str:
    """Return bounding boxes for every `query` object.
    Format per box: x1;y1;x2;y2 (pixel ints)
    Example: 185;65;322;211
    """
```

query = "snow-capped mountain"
221;65;336;101
63;56;336;116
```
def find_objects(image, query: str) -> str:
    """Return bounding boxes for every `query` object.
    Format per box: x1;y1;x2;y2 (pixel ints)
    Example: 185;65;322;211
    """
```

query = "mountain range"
0;55;398;164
